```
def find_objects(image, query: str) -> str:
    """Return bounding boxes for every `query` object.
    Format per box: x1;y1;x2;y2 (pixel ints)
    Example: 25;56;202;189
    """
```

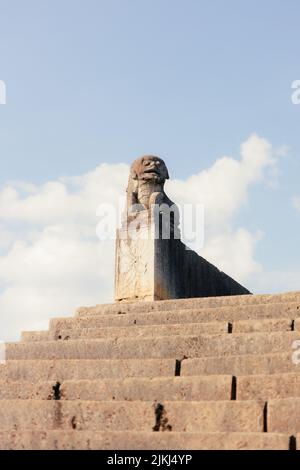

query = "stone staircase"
1;291;300;450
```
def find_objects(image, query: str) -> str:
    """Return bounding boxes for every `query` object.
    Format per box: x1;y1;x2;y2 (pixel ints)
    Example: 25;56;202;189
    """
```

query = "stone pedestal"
115;212;155;302
114;209;250;302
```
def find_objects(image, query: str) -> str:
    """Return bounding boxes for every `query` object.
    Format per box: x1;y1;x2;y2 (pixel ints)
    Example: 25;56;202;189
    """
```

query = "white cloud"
0;134;282;341
167;134;274;227
200;228;264;281
249;268;300;295
0;163;128;224
168;133;274;279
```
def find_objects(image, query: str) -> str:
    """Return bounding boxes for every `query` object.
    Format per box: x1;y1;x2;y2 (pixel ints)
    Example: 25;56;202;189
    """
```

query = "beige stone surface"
21;331;49;342
237;373;300;400
25;316;295;344
50;303;300;334
161;401;264;432
3;353;299;383
0;358;175;381
0;400;155;431
0;364;5;379
49;322;228;341
0;380;54;400
181;353;300;376
268;398;300;433
233;318;293;333
76;291;300;317
0;376;232;401
115;224;155;302
6;331;300;360
0;400;262;432
60;376;232;401
293;318;300;331
0;431;290;450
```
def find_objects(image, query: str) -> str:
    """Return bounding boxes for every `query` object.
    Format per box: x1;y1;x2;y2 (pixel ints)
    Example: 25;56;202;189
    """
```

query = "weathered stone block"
48;322;228;342
233;318;293;333
268;398;300;433
0;400;263;432
237;373;300;400
0;430;290;450
0;358;175;381
181;353;300;376
6;331;300;360
115;214;250;301
77;293;300;317
60;376;232;401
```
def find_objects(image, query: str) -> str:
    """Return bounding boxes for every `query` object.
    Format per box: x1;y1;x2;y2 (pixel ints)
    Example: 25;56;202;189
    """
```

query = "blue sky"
0;0;299;179
0;0;299;339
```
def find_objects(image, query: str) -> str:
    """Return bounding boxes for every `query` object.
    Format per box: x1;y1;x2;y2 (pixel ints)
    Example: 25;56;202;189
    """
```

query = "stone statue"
115;154;250;302
126;155;175;214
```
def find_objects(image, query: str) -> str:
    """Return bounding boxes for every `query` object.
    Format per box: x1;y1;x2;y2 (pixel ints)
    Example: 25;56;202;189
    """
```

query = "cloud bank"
0;134;283;341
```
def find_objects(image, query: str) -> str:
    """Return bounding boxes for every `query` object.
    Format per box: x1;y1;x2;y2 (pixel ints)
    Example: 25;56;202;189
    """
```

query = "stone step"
22;316;297;343
232;318;295;333
0;359;176;381
6;331;300;360
0;376;232;401
41;318;295;342
0;400;264;432
21;331;49;342
75;291;300;316
49;302;300;335
0;430;290;450
2;353;298;382
2;373;300;402
182;353;300;376
237;373;300;400
269;398;300;433
22;321;229;342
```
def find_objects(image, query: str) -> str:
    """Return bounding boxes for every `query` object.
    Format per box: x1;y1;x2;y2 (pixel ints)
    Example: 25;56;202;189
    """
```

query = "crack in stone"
231;376;237;400
174;356;188;377
263;402;268;432
71;416;77;429
48;382;61;400
289;435;297;451
52;382;61;400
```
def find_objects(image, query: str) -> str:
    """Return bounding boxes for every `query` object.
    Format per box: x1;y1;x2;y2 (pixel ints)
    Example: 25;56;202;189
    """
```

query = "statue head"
130;155;169;184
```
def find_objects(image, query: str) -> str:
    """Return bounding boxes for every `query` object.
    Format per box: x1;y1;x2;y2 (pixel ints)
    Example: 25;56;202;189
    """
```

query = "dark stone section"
154;238;251;300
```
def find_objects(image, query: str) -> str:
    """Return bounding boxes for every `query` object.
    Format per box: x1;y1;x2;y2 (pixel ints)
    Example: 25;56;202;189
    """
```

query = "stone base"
114;213;250;302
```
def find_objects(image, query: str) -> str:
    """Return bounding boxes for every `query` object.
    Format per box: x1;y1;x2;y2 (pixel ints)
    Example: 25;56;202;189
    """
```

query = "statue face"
130;155;169;182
